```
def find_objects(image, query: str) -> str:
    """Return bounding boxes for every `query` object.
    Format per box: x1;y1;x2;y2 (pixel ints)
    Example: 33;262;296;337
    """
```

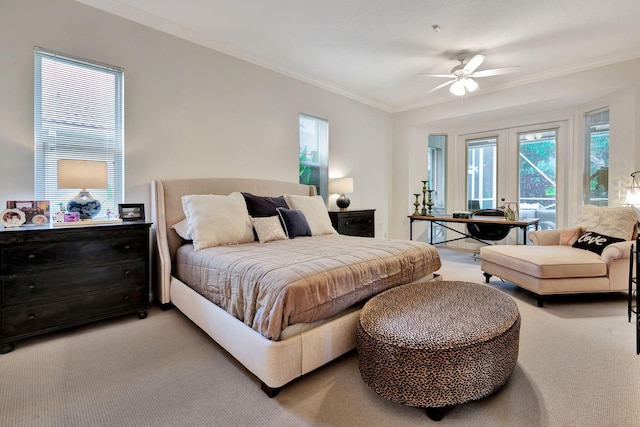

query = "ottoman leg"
426;407;446;421
483;272;492;283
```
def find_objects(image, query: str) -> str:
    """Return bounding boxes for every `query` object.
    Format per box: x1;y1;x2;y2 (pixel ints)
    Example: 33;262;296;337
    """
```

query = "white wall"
392;60;640;240
0;0;393;236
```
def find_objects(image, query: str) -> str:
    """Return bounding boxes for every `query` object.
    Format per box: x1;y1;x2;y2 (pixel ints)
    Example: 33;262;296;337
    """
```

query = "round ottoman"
357;281;520;420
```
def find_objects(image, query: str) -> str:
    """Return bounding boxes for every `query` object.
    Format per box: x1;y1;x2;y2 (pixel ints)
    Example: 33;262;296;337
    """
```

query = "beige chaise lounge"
480;205;638;307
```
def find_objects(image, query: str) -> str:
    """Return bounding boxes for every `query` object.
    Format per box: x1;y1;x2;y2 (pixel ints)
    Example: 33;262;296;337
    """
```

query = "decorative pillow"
181;192;254;250
242;193;288;217
576;205;636;241
251;216;287;244
276;207;312;239
559;227;582;246
171;218;191;240
283;194;336;236
572;231;625;255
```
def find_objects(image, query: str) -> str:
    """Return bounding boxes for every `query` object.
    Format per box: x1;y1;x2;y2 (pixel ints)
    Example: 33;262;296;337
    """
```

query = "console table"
409;214;539;245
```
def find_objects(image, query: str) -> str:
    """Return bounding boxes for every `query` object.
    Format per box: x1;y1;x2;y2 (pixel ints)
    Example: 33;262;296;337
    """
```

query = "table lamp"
330;177;354;211
57;159;108;220
625;170;640;226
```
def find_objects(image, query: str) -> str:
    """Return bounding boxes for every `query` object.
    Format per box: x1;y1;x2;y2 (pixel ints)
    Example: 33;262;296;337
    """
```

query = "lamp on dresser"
330;177;354;211
57;159;108;220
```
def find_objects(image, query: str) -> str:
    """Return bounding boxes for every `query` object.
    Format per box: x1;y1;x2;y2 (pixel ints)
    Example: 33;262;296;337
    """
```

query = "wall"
0;0;393;236
392;60;640;240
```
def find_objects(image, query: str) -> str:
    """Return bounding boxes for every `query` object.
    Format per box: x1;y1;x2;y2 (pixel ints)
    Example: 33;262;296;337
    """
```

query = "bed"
151;177;442;396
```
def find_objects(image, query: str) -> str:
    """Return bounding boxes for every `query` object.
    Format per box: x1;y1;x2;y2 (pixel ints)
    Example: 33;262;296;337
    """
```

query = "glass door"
518;129;557;230
466;137;498;211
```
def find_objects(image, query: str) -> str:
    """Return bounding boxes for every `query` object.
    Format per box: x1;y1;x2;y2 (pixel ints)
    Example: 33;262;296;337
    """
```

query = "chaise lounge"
480;205;638;306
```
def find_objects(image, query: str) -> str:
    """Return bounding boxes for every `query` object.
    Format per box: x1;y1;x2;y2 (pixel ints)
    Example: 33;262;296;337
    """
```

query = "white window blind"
34;47;124;217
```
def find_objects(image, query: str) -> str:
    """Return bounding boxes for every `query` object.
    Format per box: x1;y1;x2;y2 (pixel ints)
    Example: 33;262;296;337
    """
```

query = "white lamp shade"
330;177;354;195
449;79;466;96
624;186;640;206
57;160;108;190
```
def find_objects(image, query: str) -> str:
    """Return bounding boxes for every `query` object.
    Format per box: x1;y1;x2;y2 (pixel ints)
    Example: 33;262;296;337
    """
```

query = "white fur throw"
575;205;637;241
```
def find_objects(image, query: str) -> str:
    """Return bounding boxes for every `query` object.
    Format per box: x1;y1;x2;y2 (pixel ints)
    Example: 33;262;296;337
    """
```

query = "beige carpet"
1;247;639;426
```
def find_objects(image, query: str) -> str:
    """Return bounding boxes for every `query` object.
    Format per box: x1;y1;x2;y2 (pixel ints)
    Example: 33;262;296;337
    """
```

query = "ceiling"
77;0;640;112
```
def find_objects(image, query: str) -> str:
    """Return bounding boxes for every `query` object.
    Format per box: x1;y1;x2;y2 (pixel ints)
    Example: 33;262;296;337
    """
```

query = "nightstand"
0;222;151;354
329;209;375;237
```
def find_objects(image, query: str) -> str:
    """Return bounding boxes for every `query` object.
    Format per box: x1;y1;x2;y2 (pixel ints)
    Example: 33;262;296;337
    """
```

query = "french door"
461;121;568;242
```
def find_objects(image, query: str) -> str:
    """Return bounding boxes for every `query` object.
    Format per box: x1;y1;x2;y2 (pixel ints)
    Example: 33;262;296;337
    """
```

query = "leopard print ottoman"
357;280;520;420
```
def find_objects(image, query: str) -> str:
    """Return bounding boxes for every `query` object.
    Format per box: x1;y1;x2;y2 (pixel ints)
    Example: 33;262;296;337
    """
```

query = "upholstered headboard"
151;178;317;305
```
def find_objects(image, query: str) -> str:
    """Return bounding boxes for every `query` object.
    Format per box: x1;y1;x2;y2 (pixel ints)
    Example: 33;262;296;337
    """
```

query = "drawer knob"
28;314;36;320
124;244;131;250
124;270;131;276
28;283;37;290
28;254;36;261
123;295;130;301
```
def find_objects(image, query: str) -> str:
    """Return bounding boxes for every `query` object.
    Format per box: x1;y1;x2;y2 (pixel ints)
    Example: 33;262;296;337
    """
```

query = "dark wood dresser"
329;209;375;237
0;222;150;354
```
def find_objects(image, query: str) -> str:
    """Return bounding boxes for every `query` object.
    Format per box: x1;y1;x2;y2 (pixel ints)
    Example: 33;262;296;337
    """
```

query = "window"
466;137;497;210
34;48;124;217
584;109;609;206
299;114;328;199
427;135;447;213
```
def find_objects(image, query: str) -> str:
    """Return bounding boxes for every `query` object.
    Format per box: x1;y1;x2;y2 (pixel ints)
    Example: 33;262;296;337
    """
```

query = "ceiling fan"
420;52;518;96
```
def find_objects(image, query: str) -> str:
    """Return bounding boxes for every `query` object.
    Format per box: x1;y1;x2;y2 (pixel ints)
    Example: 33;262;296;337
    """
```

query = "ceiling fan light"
462;77;479;92
450;80;466;96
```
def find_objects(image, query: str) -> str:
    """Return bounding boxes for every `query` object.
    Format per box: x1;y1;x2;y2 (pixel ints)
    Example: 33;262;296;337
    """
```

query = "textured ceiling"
77;0;640;112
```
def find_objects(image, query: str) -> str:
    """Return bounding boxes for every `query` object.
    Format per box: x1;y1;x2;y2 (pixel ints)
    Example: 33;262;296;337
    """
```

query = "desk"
409;214;540;245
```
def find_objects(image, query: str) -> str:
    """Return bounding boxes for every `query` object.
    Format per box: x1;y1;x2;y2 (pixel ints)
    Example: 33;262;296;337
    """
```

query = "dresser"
0;222;150;354
329;209;375;237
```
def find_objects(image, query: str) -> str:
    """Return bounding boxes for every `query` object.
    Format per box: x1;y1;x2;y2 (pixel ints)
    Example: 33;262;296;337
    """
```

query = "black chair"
466;209;512;243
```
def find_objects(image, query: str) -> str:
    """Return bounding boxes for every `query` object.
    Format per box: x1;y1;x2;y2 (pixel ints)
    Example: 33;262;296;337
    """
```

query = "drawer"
1;261;147;305
337;213;374;237
1;236;146;273
1;286;147;338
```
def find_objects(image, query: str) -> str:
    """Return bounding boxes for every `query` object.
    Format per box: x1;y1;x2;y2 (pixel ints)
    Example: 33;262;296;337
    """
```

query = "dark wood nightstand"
0;222;151;354
329;209;375;237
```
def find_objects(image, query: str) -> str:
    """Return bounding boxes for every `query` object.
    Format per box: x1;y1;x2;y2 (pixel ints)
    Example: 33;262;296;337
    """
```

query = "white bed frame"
151;178;437;396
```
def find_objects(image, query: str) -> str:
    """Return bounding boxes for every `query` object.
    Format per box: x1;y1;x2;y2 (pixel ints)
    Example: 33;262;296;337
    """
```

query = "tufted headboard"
151;178;317;305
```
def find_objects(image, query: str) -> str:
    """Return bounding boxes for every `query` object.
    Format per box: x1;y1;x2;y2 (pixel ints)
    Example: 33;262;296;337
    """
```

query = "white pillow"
181;192;254;250
171;218;191;240
284;194;336;236
576;205;637;241
251;216;288;243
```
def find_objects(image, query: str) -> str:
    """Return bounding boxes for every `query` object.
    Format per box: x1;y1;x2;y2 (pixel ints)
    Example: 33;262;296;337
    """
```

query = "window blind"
34;47;124;217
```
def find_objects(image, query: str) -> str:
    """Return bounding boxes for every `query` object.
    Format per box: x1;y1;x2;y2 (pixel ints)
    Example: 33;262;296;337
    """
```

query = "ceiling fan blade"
418;73;455;78
463;54;485;73
424;79;454;94
472;67;519;78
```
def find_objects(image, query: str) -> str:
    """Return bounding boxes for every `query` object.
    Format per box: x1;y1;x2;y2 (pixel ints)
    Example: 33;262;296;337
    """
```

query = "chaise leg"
537;295;544;308
261;382;281;398
483;272;492;283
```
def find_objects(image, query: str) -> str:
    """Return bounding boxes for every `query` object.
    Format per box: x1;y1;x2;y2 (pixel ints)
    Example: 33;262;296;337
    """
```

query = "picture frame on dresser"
118;203;145;221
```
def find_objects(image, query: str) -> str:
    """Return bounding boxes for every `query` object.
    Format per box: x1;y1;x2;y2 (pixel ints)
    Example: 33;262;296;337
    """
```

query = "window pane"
299;114;328;199
34;48;124;218
518;130;557;230
467;138;497;210
584;109;609;206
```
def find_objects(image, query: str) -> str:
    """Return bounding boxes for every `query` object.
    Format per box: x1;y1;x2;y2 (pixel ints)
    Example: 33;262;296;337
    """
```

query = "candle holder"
421;181;428;216
426;189;435;216
413;194;421;216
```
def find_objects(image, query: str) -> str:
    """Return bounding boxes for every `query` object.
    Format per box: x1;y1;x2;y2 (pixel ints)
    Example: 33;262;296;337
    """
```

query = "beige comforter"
175;234;441;340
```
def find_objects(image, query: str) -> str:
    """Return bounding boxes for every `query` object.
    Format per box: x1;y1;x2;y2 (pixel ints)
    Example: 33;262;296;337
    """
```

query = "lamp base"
67;191;102;220
336;194;351;211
